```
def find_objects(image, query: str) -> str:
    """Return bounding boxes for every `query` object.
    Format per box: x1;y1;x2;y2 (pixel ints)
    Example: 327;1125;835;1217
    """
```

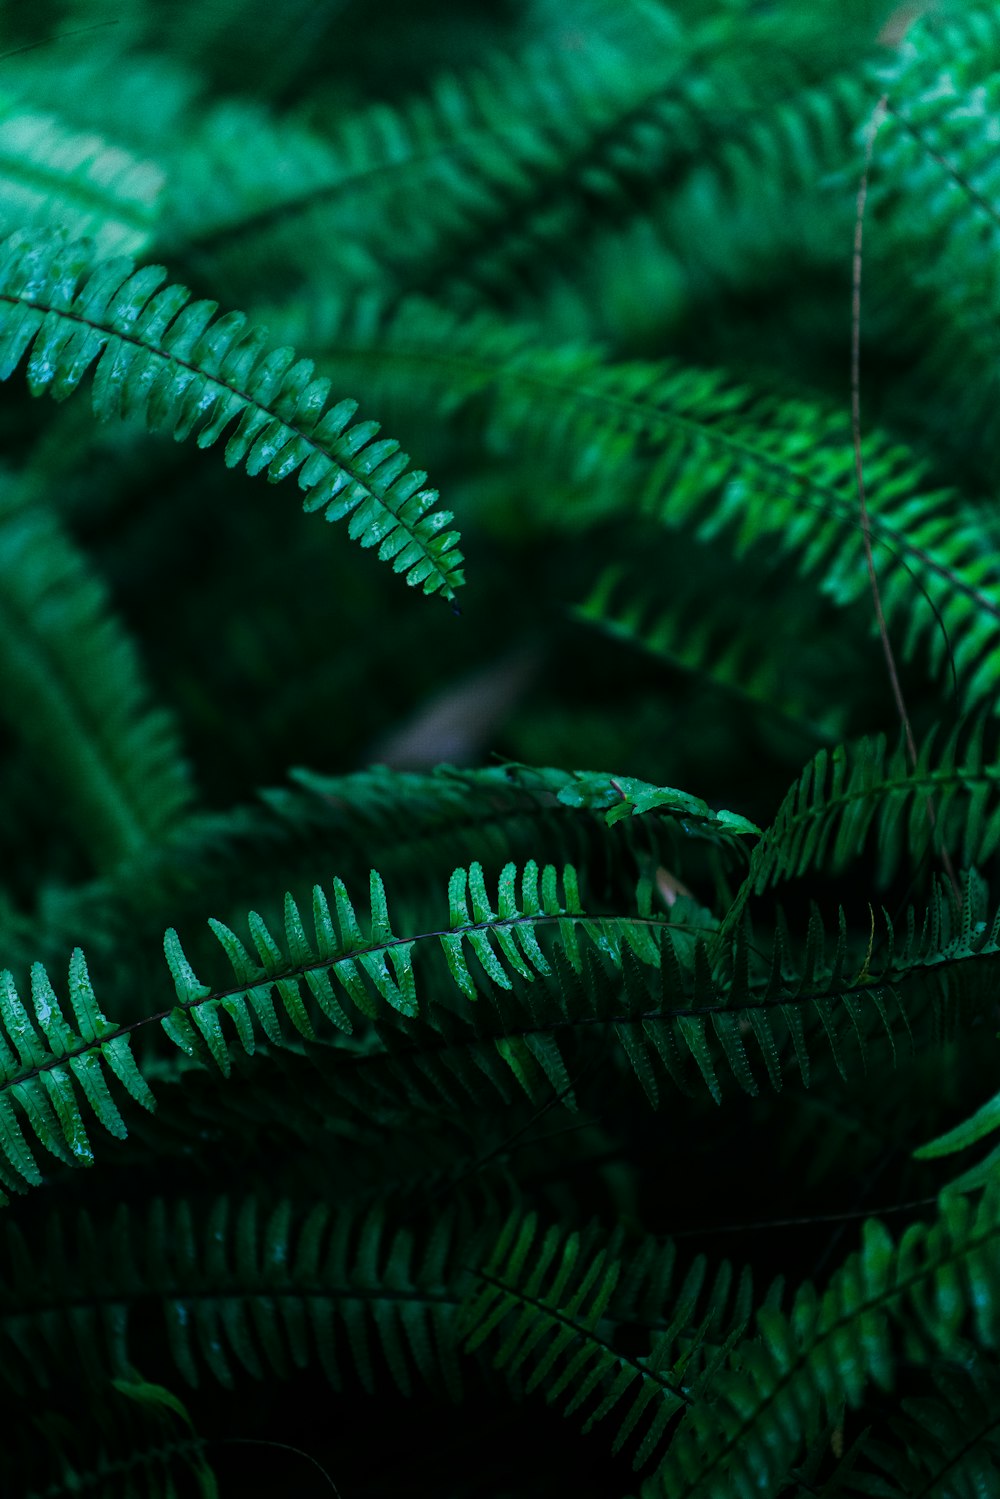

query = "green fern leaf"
0;1194;473;1402
0;228;464;599
643;1180;1000;1499
0;96;163;258
158;858;657;1078
462;1210;760;1473
0;949;153;1200
738;719;1000;912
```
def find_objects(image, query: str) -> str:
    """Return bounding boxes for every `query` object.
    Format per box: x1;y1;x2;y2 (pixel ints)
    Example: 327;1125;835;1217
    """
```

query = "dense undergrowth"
2;0;1000;1494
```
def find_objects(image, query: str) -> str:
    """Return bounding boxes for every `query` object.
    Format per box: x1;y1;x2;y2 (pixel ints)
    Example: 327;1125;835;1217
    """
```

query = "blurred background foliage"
3;0;1000;1495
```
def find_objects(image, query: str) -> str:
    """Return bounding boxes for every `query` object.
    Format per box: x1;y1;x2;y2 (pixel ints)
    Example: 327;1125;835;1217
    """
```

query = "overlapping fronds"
867;3;1000;460
12;1384;218;1499
280;298;996;709
160;49;605;299
0;229;464;599
838;1349;1000;1496
0;757;748;1000
1;2;998;1493
160;94;469;297
159;857;662;1069
3;850;991;1224
0;1195;473;1399
641;1180;1000;1499
377;21;866;312
159;862;991;1114
742;717;1000;899
462;1210;759;1472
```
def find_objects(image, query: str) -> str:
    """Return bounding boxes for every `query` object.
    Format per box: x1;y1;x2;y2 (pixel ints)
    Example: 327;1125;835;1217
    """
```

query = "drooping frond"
275;297;994;709
0;229;464;599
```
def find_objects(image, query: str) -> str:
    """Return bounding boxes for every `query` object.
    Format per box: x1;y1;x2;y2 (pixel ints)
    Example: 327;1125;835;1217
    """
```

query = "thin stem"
852;93;961;907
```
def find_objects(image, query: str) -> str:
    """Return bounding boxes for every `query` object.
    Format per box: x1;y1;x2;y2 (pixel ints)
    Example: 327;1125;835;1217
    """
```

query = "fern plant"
4;1;1000;1495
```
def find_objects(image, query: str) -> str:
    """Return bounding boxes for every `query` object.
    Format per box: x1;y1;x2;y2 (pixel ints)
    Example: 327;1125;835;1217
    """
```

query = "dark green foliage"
4;2;1000;1496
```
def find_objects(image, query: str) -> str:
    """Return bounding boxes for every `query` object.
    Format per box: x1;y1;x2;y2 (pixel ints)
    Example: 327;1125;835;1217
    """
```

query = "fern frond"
0;94;163;258
160;69;540;299
14;1379;218;1499
643;1179;1000;1499
866;3;1000;466
290;758;757;848
0;482;193;870
742;718;1000;902
0;1195;475;1400
157;864;977;1115
0;229;464;599
575;560;853;745
17;859;984;1177
0;949;154;1203
158;858;662;1069
481;765;758;843
277;298;993;708
837;1349;1000;1497
0;756;747;1001
462;1209;758;1472
377;23;862;311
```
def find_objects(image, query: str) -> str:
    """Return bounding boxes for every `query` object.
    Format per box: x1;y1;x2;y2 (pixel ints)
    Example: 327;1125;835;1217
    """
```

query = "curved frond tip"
0;228;464;599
